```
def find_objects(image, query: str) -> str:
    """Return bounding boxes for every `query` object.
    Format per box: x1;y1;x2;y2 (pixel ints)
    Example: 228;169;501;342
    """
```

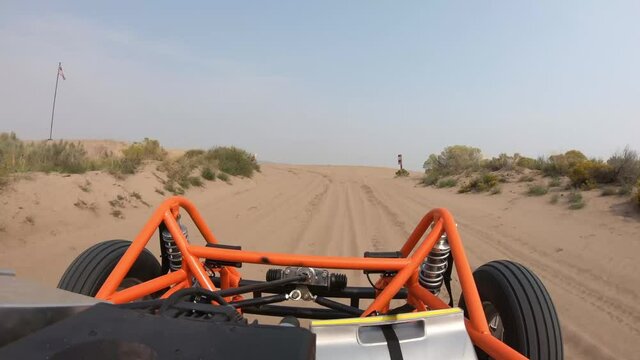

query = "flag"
58;63;66;80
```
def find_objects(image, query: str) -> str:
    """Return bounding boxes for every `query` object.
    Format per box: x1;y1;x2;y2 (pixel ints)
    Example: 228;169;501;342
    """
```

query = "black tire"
459;260;563;360
58;240;162;297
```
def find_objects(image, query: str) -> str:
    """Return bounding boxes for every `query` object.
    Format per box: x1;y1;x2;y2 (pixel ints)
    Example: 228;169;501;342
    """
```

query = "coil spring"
418;234;451;295
161;223;188;271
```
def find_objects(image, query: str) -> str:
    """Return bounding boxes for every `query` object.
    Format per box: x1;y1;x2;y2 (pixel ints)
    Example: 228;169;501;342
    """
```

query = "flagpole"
48;62;61;140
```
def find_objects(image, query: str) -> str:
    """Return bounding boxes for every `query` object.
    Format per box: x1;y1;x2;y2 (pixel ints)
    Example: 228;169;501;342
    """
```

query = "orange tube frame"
95;196;527;360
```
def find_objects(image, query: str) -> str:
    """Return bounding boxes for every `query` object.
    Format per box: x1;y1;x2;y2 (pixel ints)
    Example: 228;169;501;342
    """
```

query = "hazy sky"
1;1;638;169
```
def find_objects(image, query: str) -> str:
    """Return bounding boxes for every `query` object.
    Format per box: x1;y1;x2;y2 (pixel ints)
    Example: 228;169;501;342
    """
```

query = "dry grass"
458;173;500;193
436;177;457;188
568;191;586;210
527;184;549;196
74;199;98;212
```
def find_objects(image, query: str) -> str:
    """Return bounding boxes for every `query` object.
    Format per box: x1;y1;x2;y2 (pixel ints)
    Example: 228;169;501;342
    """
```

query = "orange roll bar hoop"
94;196;526;359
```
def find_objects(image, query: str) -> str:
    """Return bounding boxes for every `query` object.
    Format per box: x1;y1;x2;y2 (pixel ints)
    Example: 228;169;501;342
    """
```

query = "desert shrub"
436;177;457;188
490;186;502;195
207;147;259;177
458;172;499;193
183;149;206;159
37;141;89;173
527;184;549;196
550;194;559;204
188;176;203;187
0;133;91;174
607;146;640;185
568;160;615;189
540;150;588;177
0;132;27;173
163;182;185;195
636;181;640;207
395;168;410;177
201;167;216;181
548;177;562;187
420;172;440;186
567;190;585;209
217;172;230;182
115;138;167;174
516;156;541;170
159;156;200;192
424;145;482;177
619;183;632;196
122;138;167;162
483;153;516;171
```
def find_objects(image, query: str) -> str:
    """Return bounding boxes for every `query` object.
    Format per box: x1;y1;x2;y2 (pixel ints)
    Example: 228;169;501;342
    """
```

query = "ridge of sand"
1;164;638;359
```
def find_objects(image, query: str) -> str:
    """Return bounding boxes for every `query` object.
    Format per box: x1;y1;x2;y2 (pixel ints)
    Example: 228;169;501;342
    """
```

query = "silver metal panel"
0;273;104;346
312;310;477;360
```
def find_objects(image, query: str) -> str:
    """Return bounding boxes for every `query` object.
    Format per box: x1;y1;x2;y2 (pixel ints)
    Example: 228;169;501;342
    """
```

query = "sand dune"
1;163;639;359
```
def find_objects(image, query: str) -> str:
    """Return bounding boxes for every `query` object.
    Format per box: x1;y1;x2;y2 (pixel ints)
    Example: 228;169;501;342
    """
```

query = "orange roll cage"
95;196;527;360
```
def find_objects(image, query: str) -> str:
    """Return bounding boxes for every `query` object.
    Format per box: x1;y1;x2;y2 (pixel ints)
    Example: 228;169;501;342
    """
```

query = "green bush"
395;168;410;177
618;183;632;196
420;172;440;186
516;156;541;170
568;160;615;189
568;190;585;210
159;156;200;192
0;133;91;174
201;167;216;181
163;182;185;195
607;147;640;185
458;173;499;193
188;176;203;187
32;141;90;173
207;147;259;177
424;145;482;177
183;149;206;159
217;172;230;182
527;184;549;196
548;177;562;187
436;177;457;188
540;150;588;177
482;153;515;171
116;138;167;174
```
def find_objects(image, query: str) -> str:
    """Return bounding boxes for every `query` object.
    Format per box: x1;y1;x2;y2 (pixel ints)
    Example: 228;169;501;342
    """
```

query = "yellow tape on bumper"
311;308;462;326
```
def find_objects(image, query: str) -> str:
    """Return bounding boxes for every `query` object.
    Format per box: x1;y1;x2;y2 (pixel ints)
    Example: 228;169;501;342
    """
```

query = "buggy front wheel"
58;240;162;297
459;260;563;360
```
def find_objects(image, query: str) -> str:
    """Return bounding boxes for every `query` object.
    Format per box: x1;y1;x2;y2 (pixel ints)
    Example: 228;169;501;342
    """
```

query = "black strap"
381;325;404;360
387;303;416;315
443;253;455;307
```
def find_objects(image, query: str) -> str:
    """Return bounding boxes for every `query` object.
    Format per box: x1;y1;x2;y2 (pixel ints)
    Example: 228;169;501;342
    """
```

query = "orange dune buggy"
1;196;562;359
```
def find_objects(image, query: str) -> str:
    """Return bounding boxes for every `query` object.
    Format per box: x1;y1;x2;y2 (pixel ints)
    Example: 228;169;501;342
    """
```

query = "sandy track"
2;164;639;359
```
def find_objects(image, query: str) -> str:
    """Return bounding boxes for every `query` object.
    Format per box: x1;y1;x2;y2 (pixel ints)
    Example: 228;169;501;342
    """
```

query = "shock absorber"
160;221;188;272
418;233;451;295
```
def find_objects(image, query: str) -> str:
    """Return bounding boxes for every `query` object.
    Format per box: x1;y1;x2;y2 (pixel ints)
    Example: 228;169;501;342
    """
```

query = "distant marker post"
48;62;66;140
398;154;403;170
